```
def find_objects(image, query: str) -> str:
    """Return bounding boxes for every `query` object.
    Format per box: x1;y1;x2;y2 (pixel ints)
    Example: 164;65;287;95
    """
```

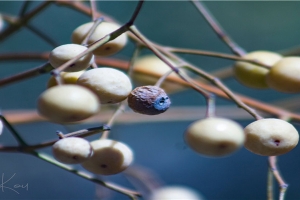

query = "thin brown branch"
164;46;271;69
90;0;98;21
0;62;52;87
191;0;246;56
268;156;288;200
0;1;53;41
100;102;127;139
33;151;141;198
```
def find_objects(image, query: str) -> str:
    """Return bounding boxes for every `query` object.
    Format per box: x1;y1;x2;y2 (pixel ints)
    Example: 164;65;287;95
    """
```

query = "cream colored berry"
47;71;85;88
49;44;94;72
37;85;100;123
266;57;300;93
71;22;127;56
52;137;93;164
233;51;282;89
77;68;132;104
81;139;133;175
149;186;203;200
132;55;186;93
184;117;245;157
244;118;299;156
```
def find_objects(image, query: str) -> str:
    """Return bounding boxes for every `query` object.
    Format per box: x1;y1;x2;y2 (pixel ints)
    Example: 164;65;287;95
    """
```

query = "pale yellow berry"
149;186;204;200
233;51;282;89
47;71;85;88
184;117;245;157
81;139;133;175
266;57;300;93
49;44;94;72
37;85;100;123
132;55;186;93
71;22;127;56
77;68;132;104
244;118;299;156
52;137;93;164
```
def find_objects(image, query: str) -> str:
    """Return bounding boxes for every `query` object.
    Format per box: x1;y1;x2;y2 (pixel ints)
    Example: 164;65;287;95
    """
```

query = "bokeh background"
1;1;300;200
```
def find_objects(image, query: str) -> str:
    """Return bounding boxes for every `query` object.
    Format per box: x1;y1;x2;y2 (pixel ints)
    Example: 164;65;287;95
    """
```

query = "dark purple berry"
128;86;171;115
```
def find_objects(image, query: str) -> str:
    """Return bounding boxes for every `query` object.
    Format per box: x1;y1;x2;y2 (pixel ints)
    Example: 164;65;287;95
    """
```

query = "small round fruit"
233;51;282;89
149;186;204;200
77;67;132;104
47;71;85;88
244;118;299;156
71;21;127;56
37;85;100;123
52;137;93;164
132;55;186;93
184;117;245;157
128;86;171;115
266;57;300;93
81;139;133;175
49;44;94;72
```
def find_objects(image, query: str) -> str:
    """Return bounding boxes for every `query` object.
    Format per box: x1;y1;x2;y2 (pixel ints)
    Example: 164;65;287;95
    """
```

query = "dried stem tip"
128;86;171;115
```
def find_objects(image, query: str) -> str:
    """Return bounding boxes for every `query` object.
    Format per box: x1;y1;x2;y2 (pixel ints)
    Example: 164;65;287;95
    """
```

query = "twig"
32;151;141;198
0;62;52;87
25;24;58;47
19;0;31;17
0;1;53;41
90;0;98;21
191;0;246;56
164;46;271;69
130;25;263;120
0;114;27;146
100;102;127;140
268;156;288;200
81;17;104;46
267;168;274;200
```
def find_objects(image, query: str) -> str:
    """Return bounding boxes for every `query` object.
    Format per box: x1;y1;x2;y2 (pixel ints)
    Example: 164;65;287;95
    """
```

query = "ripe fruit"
81;139;133;175
244;118;299;156
49;44;94;72
132;55;186;93
77;67;132;104
71;21;127;56
184;117;245;157
52;137;93;164
266;57;300;93
149;186;203;200
37;85;100;123
233;51;282;89
47;71;85;88
128;86;171;115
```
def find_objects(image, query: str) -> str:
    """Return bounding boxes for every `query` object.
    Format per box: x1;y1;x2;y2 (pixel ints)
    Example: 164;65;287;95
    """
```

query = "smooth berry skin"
81;139;133;175
244;118;299;156
37;85;100;123
52;137;93;164
71;22;127;56
77;68;132;104
266;57;300;93
185;117;245;157
128;86;171;115
233;51;282;89
49;44;94;72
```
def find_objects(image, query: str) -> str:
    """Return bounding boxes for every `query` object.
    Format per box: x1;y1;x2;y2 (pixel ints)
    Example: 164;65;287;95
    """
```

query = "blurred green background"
1;1;300;200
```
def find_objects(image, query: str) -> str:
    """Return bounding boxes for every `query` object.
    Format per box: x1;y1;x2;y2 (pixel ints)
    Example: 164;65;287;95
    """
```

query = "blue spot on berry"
154;96;171;111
